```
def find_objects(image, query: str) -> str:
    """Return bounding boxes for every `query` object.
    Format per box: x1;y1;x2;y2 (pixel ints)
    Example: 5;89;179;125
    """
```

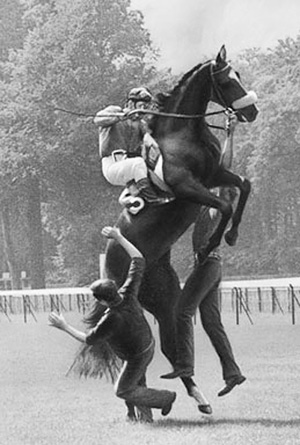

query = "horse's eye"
217;76;231;86
236;71;241;80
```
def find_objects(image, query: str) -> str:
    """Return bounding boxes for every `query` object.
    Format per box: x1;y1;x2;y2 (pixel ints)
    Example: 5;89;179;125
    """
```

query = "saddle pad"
150;156;173;194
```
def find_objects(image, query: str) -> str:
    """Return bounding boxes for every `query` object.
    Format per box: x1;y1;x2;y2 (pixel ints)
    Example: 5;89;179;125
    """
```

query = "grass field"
1;310;300;445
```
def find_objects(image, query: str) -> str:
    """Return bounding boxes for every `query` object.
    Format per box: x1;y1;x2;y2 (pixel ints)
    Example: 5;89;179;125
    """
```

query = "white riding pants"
102;154;147;186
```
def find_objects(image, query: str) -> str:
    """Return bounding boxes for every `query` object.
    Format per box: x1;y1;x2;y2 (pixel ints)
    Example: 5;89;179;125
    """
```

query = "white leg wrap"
189;385;210;406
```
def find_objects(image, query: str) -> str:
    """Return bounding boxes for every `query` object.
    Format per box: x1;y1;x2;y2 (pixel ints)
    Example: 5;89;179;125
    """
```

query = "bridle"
210;61;235;110
210;61;258;118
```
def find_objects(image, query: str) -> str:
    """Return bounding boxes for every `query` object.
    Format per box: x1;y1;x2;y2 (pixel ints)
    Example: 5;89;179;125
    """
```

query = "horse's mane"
156;60;211;111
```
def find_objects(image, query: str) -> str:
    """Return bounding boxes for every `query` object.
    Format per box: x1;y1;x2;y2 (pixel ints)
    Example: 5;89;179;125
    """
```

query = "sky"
131;0;300;73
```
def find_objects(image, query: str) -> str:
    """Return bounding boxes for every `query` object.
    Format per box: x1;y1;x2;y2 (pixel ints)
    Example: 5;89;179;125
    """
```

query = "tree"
0;0;159;287
0;0;25;61
222;38;300;277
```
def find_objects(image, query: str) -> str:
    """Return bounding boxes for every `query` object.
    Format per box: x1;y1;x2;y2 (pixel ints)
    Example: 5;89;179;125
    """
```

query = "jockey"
94;87;168;205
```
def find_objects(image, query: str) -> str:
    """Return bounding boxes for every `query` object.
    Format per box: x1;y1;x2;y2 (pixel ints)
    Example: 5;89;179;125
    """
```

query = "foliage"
0;0;26;61
0;0;166;286
1;2;300;285
222;38;300;277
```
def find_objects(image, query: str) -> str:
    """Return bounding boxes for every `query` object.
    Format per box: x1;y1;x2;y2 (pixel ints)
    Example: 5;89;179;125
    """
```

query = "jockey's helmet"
127;87;152;103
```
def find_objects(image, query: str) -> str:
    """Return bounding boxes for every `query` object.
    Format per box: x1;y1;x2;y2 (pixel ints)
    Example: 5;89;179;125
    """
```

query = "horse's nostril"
249;108;259;122
237;105;259;123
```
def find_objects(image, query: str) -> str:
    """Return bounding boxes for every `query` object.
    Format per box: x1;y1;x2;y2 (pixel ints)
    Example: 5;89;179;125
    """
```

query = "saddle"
118;148;175;215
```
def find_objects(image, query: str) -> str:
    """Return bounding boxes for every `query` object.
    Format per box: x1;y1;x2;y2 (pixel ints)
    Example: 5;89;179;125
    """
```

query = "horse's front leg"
172;177;233;262
214;169;251;247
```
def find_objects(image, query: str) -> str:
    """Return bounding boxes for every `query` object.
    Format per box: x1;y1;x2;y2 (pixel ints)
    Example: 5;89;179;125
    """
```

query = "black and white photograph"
0;1;300;444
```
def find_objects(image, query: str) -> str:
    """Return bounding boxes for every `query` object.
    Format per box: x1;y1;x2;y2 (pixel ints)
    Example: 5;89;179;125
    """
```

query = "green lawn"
1;311;300;445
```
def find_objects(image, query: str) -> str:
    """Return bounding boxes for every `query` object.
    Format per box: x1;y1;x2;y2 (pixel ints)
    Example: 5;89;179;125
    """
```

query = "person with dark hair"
94;87;168;205
49;226;176;423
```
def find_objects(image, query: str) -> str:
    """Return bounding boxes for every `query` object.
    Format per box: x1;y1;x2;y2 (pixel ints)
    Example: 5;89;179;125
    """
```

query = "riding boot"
136;178;170;206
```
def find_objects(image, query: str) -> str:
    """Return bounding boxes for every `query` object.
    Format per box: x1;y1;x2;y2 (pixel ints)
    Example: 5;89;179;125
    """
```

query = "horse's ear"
216;45;227;64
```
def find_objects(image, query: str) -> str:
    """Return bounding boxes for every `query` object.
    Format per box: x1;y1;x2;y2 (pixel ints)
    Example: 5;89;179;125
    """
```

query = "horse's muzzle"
237;106;259;122
233;91;259;122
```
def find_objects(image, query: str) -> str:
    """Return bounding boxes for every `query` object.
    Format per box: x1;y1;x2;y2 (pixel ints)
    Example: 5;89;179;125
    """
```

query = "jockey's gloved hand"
124;109;144;121
144;133;159;150
121;108;131;120
229;113;238;126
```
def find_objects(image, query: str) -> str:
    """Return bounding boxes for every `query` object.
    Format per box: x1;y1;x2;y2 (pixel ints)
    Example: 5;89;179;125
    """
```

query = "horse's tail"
66;300;122;383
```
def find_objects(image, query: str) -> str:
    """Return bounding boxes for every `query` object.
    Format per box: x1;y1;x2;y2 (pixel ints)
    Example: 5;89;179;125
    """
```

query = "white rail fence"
0;287;93;323
0;277;300;324
220;277;300;325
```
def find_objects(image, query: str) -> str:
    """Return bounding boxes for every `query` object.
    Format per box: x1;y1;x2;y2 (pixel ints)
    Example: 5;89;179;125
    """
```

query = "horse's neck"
177;70;211;115
156;66;211;135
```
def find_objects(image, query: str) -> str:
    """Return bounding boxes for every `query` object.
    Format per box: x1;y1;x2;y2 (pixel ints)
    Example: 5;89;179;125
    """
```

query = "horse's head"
210;45;259;122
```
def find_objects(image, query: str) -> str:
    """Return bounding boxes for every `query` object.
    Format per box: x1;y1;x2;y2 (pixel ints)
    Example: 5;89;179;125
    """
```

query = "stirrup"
119;188;145;215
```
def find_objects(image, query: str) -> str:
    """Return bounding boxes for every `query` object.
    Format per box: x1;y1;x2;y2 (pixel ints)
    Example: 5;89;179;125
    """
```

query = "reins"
53;106;232;131
52;105;227;120
53;61;236;132
123;108;227;120
53;107;97;118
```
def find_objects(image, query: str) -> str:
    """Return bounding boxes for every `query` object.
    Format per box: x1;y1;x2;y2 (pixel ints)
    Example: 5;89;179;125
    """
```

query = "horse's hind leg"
181;377;212;415
125;401;137;422
139;253;211;414
139;252;179;365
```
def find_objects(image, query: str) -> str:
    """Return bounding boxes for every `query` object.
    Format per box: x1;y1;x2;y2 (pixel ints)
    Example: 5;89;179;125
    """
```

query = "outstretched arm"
48;312;87;343
93;105;124;127
102;226;143;259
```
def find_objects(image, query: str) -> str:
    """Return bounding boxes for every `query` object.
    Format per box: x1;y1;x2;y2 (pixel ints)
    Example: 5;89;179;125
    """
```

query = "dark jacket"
86;258;153;360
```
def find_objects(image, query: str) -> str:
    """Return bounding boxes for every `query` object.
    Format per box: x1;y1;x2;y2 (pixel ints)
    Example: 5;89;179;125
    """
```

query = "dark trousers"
176;258;242;381
115;340;174;408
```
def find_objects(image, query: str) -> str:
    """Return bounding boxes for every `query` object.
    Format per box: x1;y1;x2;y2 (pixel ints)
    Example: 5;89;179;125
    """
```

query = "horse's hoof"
198;404;213;415
136;407;153;423
138;416;154;423
224;230;238;246
126;414;137;422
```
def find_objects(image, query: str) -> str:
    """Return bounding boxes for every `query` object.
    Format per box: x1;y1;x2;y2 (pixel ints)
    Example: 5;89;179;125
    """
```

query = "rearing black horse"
104;46;258;415
76;46;258;417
